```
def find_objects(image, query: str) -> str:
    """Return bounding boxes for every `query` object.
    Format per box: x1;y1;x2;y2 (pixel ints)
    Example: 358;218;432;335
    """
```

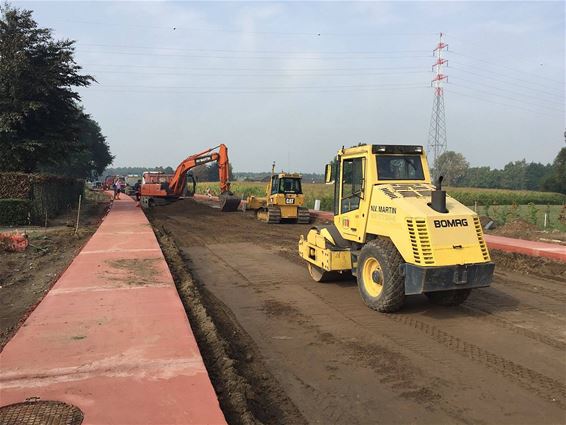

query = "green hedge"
0;173;83;225
0;199;32;226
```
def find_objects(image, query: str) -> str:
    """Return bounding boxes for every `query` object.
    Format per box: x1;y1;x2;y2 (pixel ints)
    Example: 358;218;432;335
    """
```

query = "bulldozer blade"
219;192;241;212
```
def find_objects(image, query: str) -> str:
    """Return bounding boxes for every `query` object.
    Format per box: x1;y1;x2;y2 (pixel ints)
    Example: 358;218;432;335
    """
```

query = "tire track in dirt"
193;244;477;424
461;303;566;351
383;313;566;408
154;226;308;425
260;297;474;424
495;276;566;303
298;277;566;409
470;289;565;323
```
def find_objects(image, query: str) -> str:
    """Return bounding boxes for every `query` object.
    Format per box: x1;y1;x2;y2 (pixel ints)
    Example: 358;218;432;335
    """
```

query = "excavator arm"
166;144;240;211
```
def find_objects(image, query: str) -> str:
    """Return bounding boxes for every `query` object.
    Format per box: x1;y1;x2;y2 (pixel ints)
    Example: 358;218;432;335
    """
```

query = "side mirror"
324;164;334;184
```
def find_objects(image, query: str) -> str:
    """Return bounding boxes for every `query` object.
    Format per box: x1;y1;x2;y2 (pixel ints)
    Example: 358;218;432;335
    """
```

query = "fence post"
544;213;547;228
314;199;321;211
74;195;82;235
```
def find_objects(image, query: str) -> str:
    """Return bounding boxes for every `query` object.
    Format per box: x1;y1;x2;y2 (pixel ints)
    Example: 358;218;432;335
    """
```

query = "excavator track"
257;206;281;224
297;207;311;224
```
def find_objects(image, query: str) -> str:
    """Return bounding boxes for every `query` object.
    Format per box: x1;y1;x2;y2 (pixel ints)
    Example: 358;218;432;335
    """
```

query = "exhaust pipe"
430;176;448;213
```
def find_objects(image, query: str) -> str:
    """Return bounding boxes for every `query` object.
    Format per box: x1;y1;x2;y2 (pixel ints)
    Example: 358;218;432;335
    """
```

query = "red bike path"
0;196;226;424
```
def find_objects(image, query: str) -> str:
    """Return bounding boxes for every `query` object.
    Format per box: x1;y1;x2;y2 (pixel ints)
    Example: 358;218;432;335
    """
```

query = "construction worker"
134;179;142;207
114;178;122;200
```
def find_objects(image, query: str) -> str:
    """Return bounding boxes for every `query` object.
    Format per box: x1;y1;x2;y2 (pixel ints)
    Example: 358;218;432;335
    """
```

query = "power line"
78;42;429;56
78;49;431;60
58;20;436;37
449;51;565;85
92;82;429;91
83;64;427;72
447;82;564;113
449;76;565;107
90;69;429;77
449;64;564;99
445;88;563;118
85;86;430;95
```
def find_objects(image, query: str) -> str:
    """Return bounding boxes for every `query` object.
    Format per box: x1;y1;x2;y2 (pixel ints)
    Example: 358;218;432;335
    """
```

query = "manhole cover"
0;400;83;425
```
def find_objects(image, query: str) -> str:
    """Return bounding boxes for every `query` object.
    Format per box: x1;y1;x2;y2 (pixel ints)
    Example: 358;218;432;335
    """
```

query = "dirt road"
149;199;566;425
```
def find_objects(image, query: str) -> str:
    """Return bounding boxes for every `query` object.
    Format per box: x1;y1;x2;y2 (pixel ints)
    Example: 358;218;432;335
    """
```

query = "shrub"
527;203;538;225
0;173;33;199
0;199;32;225
0;172;83;225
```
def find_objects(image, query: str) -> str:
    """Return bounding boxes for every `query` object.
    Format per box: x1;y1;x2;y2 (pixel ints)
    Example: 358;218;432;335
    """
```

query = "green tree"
499;160;528;190
461;166;501;188
434;151;469;186
41;112;113;178
542;147;566;194
196;162;233;181
524;162;552;191
0;4;93;172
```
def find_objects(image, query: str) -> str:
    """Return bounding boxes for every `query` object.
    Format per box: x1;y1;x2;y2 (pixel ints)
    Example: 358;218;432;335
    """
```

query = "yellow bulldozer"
246;163;310;224
298;144;494;312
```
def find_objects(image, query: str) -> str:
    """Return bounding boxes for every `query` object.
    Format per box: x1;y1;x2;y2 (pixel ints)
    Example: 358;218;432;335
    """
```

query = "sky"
14;0;566;173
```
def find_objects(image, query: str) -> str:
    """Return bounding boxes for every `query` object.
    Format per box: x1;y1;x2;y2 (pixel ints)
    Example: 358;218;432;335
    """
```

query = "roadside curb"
484;234;566;262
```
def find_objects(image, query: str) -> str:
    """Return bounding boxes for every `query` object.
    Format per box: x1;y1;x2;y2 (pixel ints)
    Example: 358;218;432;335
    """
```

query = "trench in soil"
154;225;306;425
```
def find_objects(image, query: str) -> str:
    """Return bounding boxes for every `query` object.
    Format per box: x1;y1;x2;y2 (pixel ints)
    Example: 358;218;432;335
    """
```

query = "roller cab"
298;144;494;312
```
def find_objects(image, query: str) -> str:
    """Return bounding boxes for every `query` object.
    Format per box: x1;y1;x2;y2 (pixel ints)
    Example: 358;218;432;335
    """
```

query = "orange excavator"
140;144;241;212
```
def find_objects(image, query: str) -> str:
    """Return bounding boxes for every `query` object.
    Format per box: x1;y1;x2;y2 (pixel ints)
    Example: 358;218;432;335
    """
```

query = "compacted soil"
149;198;566;425
0;192;111;349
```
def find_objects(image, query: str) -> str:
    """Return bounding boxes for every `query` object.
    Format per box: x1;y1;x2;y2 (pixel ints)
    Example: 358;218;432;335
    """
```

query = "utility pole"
427;32;448;181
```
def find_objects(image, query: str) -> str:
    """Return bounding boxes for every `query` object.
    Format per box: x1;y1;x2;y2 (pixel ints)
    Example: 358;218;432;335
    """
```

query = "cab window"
279;178;302;194
377;155;424;180
341;157;364;213
270;176;279;195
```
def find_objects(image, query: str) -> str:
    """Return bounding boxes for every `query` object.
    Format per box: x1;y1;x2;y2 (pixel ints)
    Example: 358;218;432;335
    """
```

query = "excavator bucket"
219;192;241;212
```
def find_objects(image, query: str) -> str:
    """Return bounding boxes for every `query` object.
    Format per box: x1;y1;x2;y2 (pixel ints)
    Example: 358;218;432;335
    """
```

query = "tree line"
0;4;113;178
103;166;174;178
103;163;233;182
435;144;566;194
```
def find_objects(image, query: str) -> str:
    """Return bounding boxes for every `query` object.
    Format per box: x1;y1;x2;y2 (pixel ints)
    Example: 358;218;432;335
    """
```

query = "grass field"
197;181;566;230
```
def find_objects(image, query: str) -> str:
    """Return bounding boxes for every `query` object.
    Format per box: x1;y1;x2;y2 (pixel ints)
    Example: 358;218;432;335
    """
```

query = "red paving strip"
0;196;226;425
484;234;566;262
